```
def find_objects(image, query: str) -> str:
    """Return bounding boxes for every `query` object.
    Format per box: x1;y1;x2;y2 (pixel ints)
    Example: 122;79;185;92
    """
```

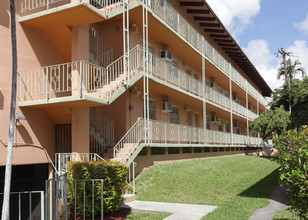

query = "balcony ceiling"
179;0;272;96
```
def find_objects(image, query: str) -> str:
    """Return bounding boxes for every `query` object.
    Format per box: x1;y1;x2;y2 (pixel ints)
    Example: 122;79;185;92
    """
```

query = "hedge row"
67;161;128;216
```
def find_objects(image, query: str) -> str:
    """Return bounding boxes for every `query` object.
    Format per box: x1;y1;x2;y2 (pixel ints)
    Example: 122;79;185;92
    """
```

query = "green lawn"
127;211;171;219
135;155;280;220
273;207;300;220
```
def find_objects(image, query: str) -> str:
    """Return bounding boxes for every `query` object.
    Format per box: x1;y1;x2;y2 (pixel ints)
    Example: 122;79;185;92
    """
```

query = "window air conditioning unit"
160;50;173;62
211;116;219;123
233;95;239;102
210;81;217;88
162;102;172;113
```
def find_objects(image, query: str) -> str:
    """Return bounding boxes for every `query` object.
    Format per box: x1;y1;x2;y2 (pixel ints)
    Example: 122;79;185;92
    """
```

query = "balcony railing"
17;60;108;101
18;0;122;13
114;118;262;163
17;45;259;122
17;45;141;102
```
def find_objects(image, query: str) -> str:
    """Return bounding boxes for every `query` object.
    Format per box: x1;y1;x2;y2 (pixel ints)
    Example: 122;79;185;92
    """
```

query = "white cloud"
243;40;283;90
206;0;261;36
294;14;308;34
286;40;308;76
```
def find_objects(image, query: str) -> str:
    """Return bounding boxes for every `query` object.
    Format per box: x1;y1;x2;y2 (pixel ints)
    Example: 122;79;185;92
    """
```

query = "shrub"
274;129;308;220
67;161;128;216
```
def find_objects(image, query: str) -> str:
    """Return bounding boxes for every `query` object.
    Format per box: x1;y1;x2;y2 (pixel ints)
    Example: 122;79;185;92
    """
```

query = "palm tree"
277;58;306;80
1;0;18;219
277;58;305;114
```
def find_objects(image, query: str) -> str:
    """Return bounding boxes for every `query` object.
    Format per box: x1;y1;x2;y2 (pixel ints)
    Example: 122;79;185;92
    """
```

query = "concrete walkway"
121;201;217;220
249;185;288;220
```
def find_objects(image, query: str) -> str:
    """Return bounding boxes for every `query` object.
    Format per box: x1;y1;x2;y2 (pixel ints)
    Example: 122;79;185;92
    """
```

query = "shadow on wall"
17;107;55;159
238;168;279;200
0;91;4;110
16;122;33;144
0;1;9;28
21;25;64;67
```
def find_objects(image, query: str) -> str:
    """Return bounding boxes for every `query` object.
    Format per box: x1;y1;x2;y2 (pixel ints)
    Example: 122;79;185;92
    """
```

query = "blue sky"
206;0;308;90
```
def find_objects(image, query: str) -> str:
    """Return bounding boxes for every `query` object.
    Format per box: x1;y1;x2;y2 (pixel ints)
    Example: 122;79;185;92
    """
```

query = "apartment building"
0;0;272;216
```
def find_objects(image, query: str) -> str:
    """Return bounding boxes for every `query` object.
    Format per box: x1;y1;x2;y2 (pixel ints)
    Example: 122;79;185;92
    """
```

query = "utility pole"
276;48;292;114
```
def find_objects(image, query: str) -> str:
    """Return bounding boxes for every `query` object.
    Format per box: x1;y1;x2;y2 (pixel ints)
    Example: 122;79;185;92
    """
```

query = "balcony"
18;0;111;29
114;117;263;164
149;0;268;107
17;45;260;122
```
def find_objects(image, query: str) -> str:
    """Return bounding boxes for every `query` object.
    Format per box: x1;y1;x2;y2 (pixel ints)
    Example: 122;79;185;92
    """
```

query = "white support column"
202;38;206;145
257;96;260;139
245;79;249;145
123;0;130;85
229;64;233;145
142;0;149;144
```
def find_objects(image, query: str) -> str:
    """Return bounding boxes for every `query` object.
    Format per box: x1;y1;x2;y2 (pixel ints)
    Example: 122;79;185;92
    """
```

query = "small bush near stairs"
67;161;128;217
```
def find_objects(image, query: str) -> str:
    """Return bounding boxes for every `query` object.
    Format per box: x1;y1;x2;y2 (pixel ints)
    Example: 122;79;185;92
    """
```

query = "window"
226;122;230;133
143;99;156;120
170;106;179;124
218;120;223;131
195;113;199;127
206;116;210;129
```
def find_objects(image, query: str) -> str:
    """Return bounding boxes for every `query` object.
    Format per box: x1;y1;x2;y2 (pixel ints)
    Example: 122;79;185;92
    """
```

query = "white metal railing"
18;0;64;13
0;191;44;220
113;117;143;164
232;100;247;117
18;0;121;13
90;0;121;7
149;119;205;144
207;129;231;144
114;118;263;163
248;136;263;146
55;153;105;176
17;60;108;100
105;45;141;95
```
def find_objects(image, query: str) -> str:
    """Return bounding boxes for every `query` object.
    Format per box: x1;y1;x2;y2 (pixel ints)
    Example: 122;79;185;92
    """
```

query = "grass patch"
127;211;171;220
135;155;280;220
273;207;300;220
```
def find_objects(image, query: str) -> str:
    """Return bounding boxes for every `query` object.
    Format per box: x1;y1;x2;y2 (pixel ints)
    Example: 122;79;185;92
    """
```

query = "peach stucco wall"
0;1;66;166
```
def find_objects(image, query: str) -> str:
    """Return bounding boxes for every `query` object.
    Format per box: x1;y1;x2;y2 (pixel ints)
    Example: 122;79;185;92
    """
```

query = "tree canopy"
271;77;308;129
249;106;290;140
277;58;306;80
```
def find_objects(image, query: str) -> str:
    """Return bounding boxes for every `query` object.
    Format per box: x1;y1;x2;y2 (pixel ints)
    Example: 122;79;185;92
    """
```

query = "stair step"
122;194;136;203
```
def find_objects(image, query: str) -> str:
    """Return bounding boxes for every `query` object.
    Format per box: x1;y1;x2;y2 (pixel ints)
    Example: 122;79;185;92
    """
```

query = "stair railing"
113;117;143;163
55;153;105;176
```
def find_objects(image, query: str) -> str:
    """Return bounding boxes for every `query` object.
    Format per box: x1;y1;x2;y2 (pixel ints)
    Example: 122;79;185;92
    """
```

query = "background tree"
271;77;308;129
277;58;306;80
249;106;290;140
1;0;17;219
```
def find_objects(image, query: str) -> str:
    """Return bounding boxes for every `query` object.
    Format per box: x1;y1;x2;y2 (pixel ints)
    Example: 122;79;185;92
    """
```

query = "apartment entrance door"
55;124;72;153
